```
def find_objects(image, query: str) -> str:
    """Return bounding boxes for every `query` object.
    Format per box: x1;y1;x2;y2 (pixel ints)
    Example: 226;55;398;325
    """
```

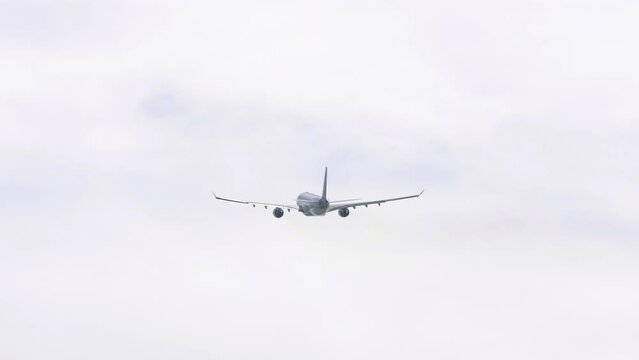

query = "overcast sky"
1;0;638;359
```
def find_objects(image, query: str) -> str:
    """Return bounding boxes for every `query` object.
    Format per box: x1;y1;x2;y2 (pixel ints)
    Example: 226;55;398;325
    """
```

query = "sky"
1;0;638;358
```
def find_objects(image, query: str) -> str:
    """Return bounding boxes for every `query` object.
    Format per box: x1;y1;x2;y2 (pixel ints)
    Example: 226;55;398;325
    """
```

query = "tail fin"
321;167;328;201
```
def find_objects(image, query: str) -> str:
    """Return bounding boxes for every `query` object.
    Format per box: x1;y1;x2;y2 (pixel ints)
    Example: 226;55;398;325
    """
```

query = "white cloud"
1;0;638;359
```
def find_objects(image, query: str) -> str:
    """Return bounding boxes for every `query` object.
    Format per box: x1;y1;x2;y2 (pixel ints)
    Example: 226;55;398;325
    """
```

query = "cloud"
1;0;638;359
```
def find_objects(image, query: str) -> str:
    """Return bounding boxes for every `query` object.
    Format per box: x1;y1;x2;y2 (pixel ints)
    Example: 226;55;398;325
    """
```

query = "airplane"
213;167;423;218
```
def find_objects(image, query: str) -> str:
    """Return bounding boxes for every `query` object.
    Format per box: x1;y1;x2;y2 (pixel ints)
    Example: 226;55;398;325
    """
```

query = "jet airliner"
213;167;422;218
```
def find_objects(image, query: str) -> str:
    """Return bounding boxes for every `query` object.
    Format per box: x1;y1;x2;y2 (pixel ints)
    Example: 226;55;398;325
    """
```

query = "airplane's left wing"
328;190;423;212
212;192;298;211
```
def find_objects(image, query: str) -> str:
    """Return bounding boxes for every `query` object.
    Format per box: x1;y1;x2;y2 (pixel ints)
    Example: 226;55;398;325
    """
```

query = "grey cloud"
142;90;191;120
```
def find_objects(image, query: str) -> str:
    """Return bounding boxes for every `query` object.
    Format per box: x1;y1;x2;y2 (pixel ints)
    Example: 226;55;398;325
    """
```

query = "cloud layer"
1;0;638;359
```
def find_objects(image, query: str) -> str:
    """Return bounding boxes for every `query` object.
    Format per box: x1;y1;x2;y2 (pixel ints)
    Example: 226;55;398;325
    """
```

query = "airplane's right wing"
328;190;424;212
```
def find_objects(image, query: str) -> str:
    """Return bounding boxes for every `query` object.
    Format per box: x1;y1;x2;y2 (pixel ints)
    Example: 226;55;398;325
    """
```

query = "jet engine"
273;207;284;218
338;208;350;218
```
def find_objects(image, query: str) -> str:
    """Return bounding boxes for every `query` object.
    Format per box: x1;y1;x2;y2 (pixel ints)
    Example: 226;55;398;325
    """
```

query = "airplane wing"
328;190;423;212
212;192;298;211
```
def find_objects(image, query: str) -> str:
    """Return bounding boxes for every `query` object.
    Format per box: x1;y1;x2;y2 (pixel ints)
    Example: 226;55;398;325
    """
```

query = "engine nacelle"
273;207;284;218
338;208;350;218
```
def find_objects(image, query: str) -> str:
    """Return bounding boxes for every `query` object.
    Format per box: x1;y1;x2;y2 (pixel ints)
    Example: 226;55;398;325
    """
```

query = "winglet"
418;189;424;196
212;191;219;199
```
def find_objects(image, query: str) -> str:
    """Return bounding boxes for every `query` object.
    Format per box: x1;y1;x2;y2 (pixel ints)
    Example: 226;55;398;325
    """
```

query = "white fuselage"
296;192;329;216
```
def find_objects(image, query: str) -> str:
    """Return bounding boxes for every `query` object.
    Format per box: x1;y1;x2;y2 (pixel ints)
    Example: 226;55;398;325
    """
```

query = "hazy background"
1;0;638;358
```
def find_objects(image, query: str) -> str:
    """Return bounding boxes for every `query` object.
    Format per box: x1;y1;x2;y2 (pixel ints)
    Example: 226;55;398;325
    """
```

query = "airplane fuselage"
296;192;329;216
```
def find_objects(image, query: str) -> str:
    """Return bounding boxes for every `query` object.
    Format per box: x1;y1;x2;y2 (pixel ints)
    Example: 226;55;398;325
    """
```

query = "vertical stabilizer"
321;167;328;200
